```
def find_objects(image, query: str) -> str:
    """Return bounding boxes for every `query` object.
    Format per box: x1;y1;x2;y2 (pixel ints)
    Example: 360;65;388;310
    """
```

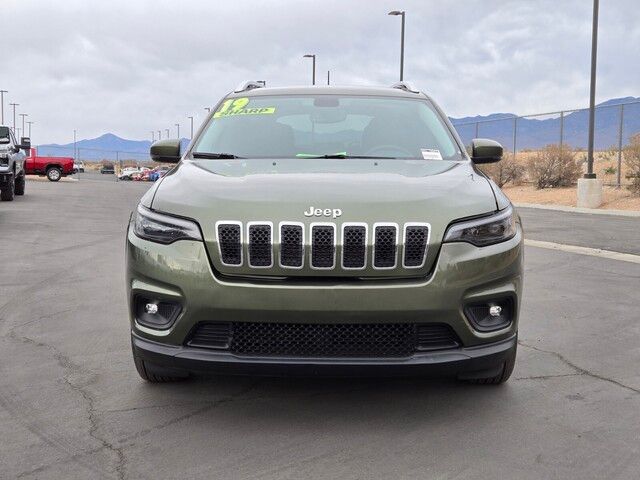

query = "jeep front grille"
374;224;398;268
248;223;272;267
217;223;242;266
280;224;304;268
213;221;429;273
311;225;335;269
187;322;461;357
342;224;367;269
404;225;430;268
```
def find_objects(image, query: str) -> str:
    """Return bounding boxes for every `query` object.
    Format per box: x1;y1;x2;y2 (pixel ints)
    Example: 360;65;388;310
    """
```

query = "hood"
150;159;498;278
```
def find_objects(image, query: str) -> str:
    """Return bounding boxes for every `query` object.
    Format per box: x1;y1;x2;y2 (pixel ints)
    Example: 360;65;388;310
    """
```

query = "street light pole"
388;10;406;81
73;129;77;161
9;103;19;133
204;107;211;113
0;90;7;125
188;116;194;139
303;54;316;85
585;0;599;178
19;113;28;137
175;123;180;139
165;128;170;138
327;70;330;85
151;131;155;142
27;121;34;138
158;130;161;140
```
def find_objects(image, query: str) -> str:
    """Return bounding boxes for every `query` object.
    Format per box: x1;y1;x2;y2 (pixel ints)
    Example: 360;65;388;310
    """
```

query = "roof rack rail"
390;81;419;94
234;80;266;93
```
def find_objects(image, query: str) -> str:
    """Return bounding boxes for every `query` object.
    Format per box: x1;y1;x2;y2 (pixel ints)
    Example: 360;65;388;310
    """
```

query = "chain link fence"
451;100;640;187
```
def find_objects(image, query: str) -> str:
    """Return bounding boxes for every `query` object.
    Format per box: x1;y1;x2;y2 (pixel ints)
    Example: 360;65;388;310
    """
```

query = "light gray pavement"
0;178;639;479
518;206;639;255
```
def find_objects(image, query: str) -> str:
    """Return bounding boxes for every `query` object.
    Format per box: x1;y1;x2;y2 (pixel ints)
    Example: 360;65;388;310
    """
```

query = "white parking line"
524;239;640;264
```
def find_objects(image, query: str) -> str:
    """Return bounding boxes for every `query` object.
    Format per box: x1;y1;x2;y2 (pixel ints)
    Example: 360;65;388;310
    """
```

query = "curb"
514;202;640;218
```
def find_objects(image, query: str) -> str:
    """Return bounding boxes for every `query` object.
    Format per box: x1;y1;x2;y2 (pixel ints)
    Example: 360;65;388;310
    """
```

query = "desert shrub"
478;152;524;187
625;133;640;195
526;144;581;189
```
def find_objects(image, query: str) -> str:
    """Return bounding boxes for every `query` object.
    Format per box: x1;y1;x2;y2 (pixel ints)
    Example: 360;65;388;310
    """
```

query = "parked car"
25;148;74;182
148;165;170;182
118;167;139;180
101;163;115;174
127;82;523;384
0;126;28;200
73;161;85;173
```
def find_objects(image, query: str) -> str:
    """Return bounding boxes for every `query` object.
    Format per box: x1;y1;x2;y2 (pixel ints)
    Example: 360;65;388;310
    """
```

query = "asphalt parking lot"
1;177;639;479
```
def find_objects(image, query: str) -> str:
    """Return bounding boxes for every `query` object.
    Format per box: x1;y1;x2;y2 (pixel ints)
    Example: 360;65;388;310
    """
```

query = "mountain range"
35;97;639;161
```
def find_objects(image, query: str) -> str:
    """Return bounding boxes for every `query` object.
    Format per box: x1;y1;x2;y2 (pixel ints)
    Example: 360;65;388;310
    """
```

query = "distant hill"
36;133;190;161
450;97;640;150
35;97;639;160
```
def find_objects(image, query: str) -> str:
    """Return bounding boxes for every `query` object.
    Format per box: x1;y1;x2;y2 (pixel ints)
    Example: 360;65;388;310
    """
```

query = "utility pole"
188;116;194;139
388;10;406;81
19;113;28;138
27;121;34;138
578;0;602;208
175;123;180;139
9;103;19;133
0;90;7;125
585;0;599;179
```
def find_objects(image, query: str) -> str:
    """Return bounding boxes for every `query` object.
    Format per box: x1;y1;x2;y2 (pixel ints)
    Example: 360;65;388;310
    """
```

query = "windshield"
192;95;463;160
0;126;10;144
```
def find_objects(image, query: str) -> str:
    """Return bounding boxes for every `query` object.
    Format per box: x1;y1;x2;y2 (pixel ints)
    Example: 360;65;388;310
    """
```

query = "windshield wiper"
296;152;398;159
192;152;245;159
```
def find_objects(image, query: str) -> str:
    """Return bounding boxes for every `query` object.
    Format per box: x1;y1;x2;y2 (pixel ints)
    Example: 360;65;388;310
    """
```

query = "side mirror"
470;139;503;164
150;139;181;163
20;137;31;150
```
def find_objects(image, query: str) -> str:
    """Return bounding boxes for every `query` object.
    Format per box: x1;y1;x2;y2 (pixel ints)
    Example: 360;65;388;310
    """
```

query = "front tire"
14;173;25;196
47;167;62;182
1;175;15;201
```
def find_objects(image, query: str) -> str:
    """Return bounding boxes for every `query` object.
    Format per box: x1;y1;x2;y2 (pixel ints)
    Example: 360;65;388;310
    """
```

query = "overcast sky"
3;0;639;144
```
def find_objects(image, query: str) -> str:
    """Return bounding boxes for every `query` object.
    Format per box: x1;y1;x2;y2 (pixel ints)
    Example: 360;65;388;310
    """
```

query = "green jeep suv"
127;82;523;384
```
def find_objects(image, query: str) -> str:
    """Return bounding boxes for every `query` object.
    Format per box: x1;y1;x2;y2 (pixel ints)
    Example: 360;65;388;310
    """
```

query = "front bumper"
126;223;523;375
132;331;517;378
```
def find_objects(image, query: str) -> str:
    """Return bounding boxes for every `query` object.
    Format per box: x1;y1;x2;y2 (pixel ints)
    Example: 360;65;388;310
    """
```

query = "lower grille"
187;322;461;357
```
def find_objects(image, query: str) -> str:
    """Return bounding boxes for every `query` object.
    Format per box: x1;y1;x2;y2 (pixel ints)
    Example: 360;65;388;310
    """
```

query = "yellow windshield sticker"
213;97;275;118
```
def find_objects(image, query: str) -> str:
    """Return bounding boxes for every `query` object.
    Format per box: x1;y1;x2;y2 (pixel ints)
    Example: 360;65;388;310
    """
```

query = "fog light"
464;297;514;332
145;303;159;314
134;296;181;330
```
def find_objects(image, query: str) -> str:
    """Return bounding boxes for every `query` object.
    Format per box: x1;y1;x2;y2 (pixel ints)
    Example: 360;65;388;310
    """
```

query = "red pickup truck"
25;148;75;181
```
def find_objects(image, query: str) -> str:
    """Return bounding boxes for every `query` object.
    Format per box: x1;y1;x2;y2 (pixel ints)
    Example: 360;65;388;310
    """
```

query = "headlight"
133;204;202;244
443;205;516;247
